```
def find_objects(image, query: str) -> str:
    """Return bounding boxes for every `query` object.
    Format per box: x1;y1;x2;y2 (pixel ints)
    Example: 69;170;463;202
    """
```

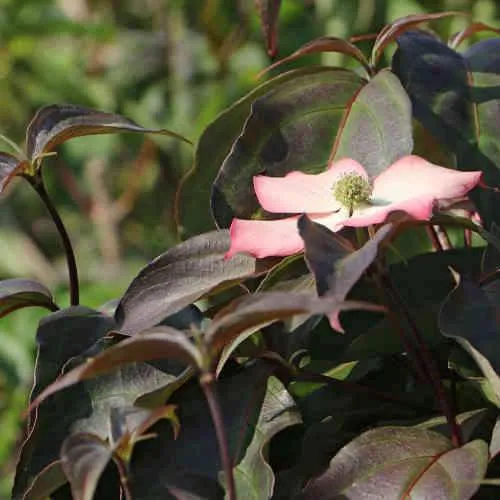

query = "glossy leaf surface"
211;68;364;227
330;70;413;177
302;427;488;499
115;230;259;334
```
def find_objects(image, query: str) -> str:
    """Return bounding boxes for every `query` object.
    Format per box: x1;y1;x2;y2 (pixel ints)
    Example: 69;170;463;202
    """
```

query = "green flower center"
332;173;372;214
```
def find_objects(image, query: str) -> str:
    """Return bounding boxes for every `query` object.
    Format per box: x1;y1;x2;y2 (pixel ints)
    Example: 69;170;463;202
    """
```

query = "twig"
28;173;79;306
200;372;236;500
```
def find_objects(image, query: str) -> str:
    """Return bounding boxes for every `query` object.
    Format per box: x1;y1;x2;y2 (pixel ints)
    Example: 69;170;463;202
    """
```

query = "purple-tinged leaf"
26;104;191;161
439;273;500;404
211;68;364;227
302;426;488;499
233;377;301;499
20;461;67;500
178;67;343;237
115;230;261;335
13;308;175;500
330;69;413;177
371;11;466;66
0;278;58;319
28;326;202;412
0;152;24;193
60;433;114;500
205;291;385;357
299;216;391;331
129;362;274;498
449;22;500;49
258;36;371;78
254;0;282;57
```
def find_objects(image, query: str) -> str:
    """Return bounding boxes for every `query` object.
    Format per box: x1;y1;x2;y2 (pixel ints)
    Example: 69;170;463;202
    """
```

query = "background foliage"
0;0;499;497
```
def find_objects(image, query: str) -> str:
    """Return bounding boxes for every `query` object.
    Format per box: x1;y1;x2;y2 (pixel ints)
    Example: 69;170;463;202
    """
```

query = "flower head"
226;156;481;259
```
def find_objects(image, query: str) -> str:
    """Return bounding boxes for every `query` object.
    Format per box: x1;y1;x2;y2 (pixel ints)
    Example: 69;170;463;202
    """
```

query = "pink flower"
226;156;481;259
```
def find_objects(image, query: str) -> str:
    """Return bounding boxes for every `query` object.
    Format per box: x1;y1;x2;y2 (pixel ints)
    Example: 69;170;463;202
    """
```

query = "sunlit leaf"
371;11;466;66
0;278;58;319
60;433;114;500
178;67;342;237
258;37;371;78
211;68;364;227
232;377;301;499
115;230;260;334
330;69;413;177
26;103;191;161
449;22;500;49
254;0;282;57
302;427;488;499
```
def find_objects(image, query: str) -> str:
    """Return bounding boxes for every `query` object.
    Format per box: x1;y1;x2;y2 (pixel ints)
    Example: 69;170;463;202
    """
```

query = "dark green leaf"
115;230;259;334
178;67;342;237
0;152;23;193
330;70;413;177
211;68;364;228
26;103;191;161
439;273;500;404
302;427;488;499
371;11;466;66
29;326;202;411
482;222;500;275
299;216;391;331
254;0;282;57
0;278;58;319
393;30;500;227
129;361;274;498
233;377;301;499
60;433;114;500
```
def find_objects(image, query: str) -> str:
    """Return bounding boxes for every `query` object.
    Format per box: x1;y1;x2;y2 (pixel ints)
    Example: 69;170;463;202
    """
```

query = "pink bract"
226;155;481;259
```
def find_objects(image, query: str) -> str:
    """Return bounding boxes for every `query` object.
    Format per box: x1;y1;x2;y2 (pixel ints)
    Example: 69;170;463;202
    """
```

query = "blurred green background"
0;0;498;496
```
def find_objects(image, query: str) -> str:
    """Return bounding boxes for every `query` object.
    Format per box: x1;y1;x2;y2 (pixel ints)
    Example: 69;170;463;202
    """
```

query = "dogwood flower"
226;155;481;259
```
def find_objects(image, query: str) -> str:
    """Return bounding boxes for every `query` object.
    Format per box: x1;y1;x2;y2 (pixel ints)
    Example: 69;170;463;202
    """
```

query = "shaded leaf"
330;69;413;177
13;308;175;500
393;31;500;227
254;0;282;57
482;223;500;275
211;68;364;228
299;216;392;331
371;11;466;66
439;273;500;404
60;433;113;500
115;230;260;334
26;104;191;161
258;37;371;78
302;426;488;499
0;278;58;319
177;67;342;237
0;152;24;193
489;417;500;460
21;461;67;500
129;361;274;498
29;326;202;411
232;377;301;499
205;292;385;356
